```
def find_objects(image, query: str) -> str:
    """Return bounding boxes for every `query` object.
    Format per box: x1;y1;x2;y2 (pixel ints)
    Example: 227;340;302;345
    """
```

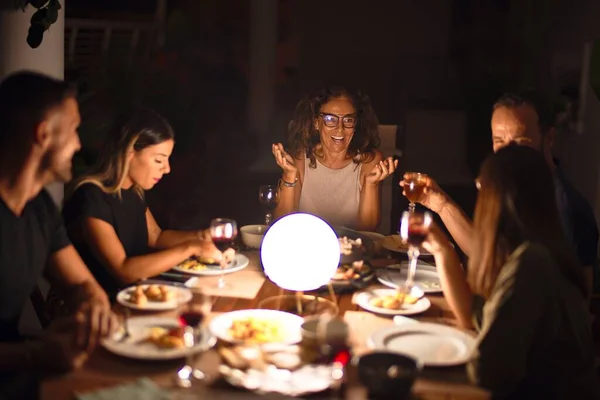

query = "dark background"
61;0;600;233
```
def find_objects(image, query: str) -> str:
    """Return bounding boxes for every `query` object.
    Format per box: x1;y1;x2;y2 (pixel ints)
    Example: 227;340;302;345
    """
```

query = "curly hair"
287;86;380;168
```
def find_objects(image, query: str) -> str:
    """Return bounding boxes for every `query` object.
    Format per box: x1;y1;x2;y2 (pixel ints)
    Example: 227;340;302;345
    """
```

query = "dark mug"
357;351;421;399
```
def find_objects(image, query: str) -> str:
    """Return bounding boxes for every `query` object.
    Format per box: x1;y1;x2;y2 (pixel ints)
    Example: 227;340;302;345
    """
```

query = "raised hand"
399;172;448;213
272;143;297;176
74;302;119;352
366;157;398;185
421;221;453;257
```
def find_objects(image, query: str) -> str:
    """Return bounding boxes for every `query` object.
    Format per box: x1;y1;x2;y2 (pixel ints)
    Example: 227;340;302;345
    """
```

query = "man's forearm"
438;199;474;257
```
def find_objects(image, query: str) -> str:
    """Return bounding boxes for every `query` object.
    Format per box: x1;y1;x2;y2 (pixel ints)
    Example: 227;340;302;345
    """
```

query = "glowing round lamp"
260;213;340;291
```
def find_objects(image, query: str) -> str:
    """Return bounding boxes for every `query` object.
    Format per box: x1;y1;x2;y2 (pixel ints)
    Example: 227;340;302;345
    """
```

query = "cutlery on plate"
118;307;131;342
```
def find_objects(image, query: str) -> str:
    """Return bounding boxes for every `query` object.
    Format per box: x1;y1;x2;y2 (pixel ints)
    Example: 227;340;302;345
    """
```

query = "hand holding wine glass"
259;185;279;225
400;172;448;214
209;218;238;289
399;210;432;292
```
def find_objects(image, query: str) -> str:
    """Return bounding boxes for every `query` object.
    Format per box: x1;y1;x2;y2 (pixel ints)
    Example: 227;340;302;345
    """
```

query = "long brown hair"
68;108;174;199
287;86;380;168
468;144;587;299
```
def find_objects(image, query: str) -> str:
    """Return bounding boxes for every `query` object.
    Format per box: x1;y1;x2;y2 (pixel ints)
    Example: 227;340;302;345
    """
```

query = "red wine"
179;311;204;327
259;198;278;212
213;237;234;252
407;227;427;247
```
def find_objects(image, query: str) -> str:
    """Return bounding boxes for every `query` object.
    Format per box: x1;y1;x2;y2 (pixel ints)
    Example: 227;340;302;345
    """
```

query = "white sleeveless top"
298;158;362;229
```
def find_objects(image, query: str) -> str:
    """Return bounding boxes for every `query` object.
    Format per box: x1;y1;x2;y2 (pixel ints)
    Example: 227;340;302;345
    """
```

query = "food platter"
208;309;303;345
102;317;215;360
172;254;249;276
116;284;192;311
313;260;375;294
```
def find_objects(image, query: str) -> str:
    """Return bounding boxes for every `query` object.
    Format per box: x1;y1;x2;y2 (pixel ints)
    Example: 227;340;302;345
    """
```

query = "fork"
119;307;131;342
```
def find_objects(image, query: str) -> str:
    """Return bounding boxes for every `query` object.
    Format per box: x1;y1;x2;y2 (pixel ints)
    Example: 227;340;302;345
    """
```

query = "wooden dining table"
41;252;490;400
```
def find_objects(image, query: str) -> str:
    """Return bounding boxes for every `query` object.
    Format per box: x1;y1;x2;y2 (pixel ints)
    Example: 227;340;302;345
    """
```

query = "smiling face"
126;139;174;190
41;97;82;182
491;105;544;152
314;96;356;156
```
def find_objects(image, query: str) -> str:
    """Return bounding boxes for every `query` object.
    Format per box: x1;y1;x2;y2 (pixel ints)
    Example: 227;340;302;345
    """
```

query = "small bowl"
356;351;421;399
240;224;268;249
257;294;339;318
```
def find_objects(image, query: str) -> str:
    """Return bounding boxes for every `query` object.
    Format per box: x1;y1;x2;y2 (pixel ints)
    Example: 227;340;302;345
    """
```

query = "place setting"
212;213;354;397
102;290;216;365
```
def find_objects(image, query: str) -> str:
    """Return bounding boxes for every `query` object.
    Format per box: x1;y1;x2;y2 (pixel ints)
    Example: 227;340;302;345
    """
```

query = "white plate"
209;309;303;345
382;235;432;256
173;254;249;276
355;288;431;316
116;284;192;311
357;231;386;243
377;263;442;294
102;317;215;360
368;322;476;367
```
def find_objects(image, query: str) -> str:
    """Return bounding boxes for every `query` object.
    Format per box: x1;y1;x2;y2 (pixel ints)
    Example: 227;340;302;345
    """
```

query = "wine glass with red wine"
209;218;238;289
404;172;427;213
259;185;279;225
175;290;213;388
399;210;432;291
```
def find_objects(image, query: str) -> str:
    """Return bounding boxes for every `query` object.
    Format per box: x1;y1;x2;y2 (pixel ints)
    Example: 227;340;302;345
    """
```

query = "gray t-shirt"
469;242;600;399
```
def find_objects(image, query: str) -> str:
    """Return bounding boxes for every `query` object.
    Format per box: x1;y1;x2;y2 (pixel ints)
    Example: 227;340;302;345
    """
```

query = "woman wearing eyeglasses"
271;87;397;231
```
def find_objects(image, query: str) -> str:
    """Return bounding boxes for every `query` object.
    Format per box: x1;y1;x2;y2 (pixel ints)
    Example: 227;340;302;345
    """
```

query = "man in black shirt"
0;72;116;387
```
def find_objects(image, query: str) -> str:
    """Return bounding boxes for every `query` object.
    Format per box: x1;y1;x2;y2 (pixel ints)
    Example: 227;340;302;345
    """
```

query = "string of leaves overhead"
13;0;62;48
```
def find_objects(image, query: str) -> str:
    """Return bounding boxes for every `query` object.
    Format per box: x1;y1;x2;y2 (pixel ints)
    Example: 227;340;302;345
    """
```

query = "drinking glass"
209;218;238;289
258;185;279;225
174;290;212;388
399;211;432;294
404;172;427;213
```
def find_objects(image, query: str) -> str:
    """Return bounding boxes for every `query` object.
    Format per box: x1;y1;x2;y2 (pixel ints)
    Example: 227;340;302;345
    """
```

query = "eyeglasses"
318;113;357;129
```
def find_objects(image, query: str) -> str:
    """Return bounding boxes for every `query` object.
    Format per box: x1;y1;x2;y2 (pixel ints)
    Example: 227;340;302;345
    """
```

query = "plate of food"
116;284;192;311
382;235;432;256
354;288;431;316
209;309;303;345
313;260;374;294
377;263;442;294
173;254;250;276
335;227;375;263
102;317;216;360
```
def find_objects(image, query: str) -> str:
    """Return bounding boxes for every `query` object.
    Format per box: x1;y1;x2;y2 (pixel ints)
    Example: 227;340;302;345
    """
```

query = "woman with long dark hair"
422;144;598;399
62;109;225;298
272;86;397;230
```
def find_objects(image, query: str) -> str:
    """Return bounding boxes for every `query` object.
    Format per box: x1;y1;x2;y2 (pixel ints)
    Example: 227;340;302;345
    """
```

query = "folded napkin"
75;378;169;400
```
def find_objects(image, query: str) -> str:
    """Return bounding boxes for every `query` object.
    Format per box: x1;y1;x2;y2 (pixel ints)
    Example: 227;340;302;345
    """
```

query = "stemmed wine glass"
209;218;238;289
399;210;432;295
404;172;427;213
258;185;279;225
175;289;213;388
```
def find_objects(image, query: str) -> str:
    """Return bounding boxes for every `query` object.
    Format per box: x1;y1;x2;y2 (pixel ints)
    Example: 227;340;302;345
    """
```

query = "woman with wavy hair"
62;109;226;298
272;86;397;230
421;144;598;399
